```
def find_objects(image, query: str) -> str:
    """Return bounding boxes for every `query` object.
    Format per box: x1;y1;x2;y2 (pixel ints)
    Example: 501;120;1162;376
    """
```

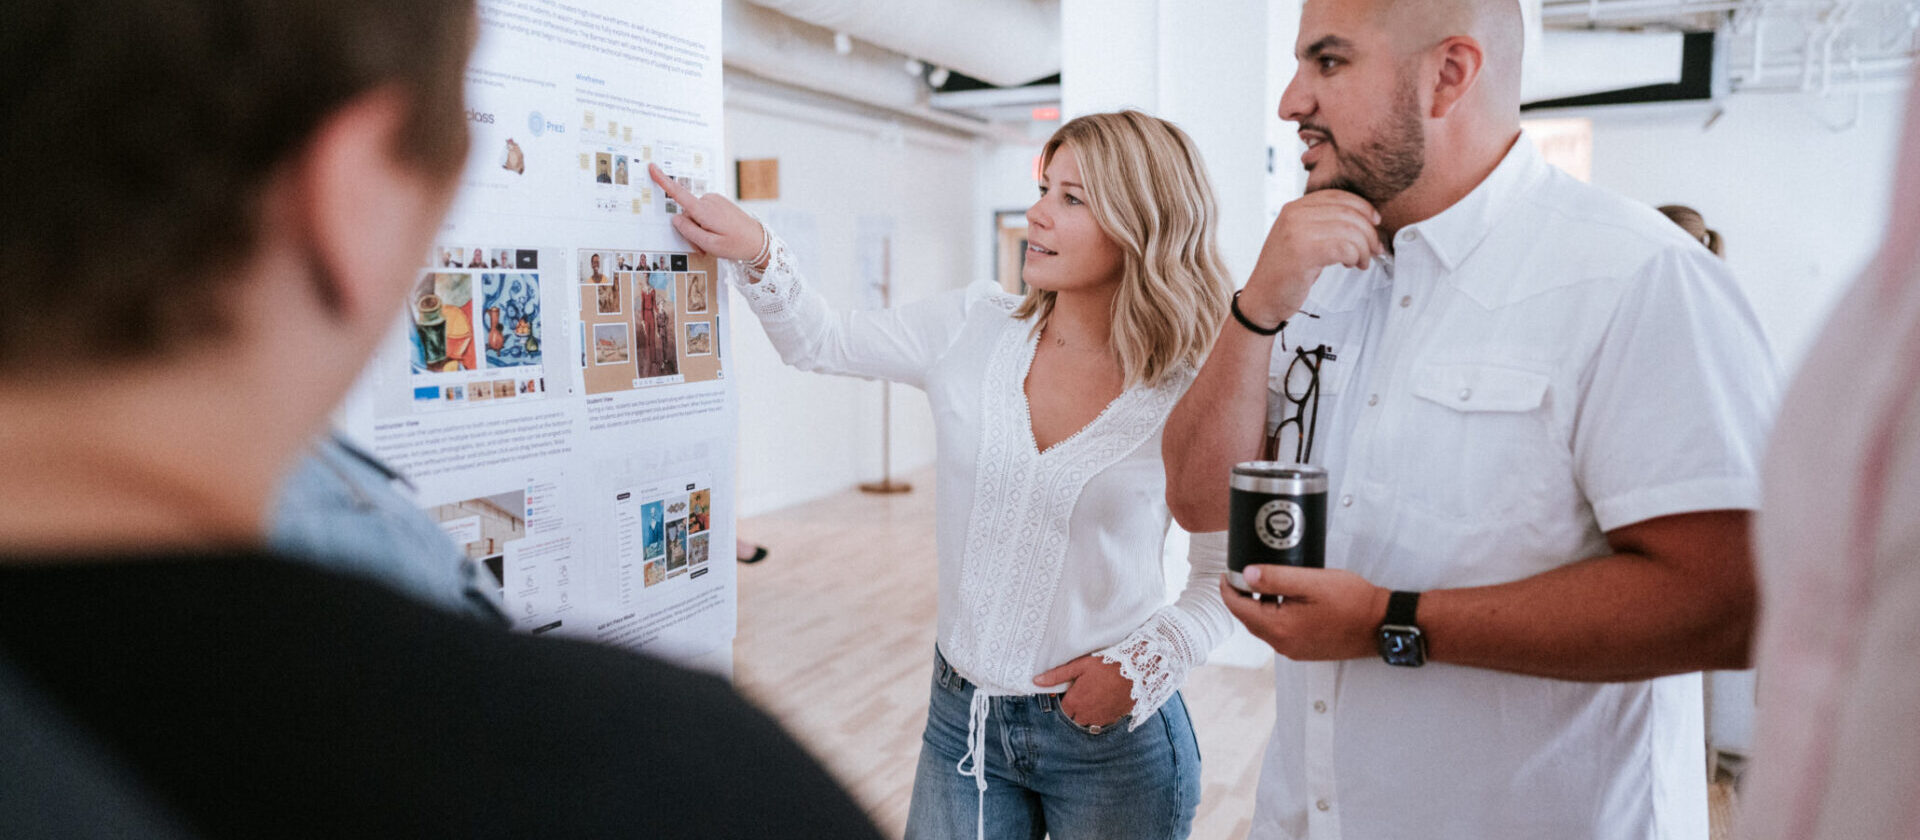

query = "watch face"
1378;627;1426;667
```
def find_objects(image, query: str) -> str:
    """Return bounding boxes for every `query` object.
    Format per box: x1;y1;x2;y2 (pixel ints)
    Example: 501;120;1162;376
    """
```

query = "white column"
1062;0;1293;280
1060;1;1160;118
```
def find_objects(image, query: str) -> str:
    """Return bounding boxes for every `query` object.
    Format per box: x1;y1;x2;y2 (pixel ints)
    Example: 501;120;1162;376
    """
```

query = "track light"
928;66;950;87
903;58;925;76
833;31;852;55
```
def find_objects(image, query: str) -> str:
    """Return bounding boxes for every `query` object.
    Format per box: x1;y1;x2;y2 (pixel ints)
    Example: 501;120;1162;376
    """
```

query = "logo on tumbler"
1255;499;1304;550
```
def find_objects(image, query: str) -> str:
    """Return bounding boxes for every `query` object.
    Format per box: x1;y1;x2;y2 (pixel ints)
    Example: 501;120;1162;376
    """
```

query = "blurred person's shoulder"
0;552;881;840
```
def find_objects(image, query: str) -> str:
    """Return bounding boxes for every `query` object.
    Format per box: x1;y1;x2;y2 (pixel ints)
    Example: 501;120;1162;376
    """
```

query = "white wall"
975;139;1045;288
725;84;986;516
1584;88;1909;372
1060;0;1274;278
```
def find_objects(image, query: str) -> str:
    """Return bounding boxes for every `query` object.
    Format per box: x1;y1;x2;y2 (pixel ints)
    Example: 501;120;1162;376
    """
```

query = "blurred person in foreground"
1740;68;1920;840
271;432;509;623
0;1;880;837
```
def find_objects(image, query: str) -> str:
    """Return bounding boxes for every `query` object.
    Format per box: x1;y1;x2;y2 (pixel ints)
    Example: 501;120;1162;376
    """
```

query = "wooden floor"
734;468;1734;839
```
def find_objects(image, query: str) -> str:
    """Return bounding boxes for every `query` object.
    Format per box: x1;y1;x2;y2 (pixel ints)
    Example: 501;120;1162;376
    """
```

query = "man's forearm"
1420;514;1756;681
1164;321;1280;531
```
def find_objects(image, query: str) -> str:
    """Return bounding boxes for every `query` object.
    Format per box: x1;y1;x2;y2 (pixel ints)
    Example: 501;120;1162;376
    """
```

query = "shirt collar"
1395;133;1547;274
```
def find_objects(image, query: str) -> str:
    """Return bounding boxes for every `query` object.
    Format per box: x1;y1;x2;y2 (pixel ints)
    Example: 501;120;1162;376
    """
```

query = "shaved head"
1378;0;1525;109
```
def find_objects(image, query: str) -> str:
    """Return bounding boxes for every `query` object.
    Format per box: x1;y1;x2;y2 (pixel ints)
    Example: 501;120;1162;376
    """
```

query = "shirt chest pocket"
1396;363;1566;520
1266;345;1351;465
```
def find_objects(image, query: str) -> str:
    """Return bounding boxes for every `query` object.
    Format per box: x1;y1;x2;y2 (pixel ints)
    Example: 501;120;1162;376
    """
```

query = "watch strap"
1384;590;1420;628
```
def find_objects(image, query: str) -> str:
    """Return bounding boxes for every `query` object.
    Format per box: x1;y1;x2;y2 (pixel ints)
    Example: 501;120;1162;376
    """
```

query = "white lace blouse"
728;232;1232;728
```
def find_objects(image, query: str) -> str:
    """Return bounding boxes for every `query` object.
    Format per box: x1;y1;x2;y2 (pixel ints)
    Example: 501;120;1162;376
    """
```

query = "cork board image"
578;250;723;395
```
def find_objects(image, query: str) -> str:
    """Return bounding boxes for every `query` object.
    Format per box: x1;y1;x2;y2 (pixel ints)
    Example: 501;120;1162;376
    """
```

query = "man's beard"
1308;85;1425;205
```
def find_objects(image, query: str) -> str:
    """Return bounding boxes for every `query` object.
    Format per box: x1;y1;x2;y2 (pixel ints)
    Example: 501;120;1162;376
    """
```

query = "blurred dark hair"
1658;205;1724;258
0;0;476;364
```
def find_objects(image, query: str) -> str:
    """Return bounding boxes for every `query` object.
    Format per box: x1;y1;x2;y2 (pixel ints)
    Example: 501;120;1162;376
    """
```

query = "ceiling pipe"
1540;0;1837;23
719;0;1002;139
744;0;1062;87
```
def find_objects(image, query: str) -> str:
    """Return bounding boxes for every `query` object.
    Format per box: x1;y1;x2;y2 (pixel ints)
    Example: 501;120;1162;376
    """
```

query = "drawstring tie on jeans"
955;690;992;840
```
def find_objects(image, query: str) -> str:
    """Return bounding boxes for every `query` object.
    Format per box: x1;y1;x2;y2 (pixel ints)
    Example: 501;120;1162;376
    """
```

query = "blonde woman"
651;111;1233;840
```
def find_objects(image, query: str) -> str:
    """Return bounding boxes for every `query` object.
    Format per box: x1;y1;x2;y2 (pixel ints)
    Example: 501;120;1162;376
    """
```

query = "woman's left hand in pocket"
1035;654;1134;729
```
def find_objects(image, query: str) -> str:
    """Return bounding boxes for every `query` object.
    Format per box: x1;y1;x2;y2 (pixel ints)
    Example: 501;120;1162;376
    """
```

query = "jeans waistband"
933;646;975;693
933;647;1061;704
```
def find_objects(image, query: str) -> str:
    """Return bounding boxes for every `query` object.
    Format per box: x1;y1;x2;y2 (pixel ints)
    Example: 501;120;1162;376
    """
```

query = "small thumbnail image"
483;556;505;594
465;247;488;269
593;323;630;364
688;489;710;533
644;561;666;587
470;383;494;402
437;246;467;268
520;378;542;395
515;249;539;270
481;273;542;369
491;379;516;399
671;254;688;271
582;251;610;284
410;273;476;373
614;155;630;186
633;273;678;379
616;252;633;271
642;500;665;561
664;517;688;572
685;321;712;356
494;249;513;269
685;272;709;315
501;138;525;175
692;179;707;195
595;283;621;314
413;385;441;402
689;532;709;566
446;384;466;401
594;152;613;184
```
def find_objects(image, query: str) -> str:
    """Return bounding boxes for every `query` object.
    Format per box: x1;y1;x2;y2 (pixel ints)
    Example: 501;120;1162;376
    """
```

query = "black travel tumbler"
1227;461;1328;594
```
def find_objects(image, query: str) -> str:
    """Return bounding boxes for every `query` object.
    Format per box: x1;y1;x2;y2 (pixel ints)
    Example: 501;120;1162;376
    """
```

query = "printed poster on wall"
335;0;735;665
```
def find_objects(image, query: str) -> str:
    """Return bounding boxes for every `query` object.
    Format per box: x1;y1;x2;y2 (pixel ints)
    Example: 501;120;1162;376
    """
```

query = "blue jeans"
904;649;1201;840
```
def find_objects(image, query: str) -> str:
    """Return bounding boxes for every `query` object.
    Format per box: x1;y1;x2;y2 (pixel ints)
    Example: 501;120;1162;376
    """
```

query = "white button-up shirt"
1248;136;1778;840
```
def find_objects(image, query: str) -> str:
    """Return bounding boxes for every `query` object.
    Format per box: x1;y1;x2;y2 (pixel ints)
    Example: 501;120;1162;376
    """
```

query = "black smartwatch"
1376;590;1427;667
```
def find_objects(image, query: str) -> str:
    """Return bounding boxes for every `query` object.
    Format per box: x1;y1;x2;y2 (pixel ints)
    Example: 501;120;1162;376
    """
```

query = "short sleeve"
1572;247;1780;531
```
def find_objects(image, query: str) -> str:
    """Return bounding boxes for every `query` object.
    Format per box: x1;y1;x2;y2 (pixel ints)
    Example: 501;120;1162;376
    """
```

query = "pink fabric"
1742;70;1920;840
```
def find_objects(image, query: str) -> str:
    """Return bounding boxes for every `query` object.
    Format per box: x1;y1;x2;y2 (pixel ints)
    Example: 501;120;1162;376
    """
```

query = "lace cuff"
1096;607;1204;732
722;227;805;318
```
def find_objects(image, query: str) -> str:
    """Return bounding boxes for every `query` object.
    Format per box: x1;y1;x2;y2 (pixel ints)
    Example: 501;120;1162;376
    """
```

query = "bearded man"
1163;0;1778;836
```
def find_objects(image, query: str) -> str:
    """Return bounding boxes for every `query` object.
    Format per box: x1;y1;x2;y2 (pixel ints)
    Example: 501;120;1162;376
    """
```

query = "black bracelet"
1230;290;1286;336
